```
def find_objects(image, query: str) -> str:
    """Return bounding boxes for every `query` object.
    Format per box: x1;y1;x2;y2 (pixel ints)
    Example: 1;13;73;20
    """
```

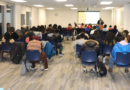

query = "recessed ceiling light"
71;8;77;9
46;8;54;10
102;7;114;9
100;1;112;5
65;4;74;7
33;5;44;7
11;0;27;2
56;0;67;1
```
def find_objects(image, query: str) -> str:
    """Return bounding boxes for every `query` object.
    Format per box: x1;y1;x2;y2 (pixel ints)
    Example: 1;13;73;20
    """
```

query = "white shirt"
73;39;85;50
90;30;95;35
102;28;108;32
78;33;89;38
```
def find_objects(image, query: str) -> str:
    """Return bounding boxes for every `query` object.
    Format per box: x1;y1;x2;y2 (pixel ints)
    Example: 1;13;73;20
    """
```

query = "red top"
80;25;85;28
66;27;73;32
109;28;113;30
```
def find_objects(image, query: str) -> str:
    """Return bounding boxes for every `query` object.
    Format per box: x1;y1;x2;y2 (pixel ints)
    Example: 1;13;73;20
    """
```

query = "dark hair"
80;34;85;38
93;26;96;29
105;31;115;42
49;24;52;27
27;31;34;41
53;24;57;29
68;24;71;26
85;24;87;27
55;29;59;33
109;25;112;28
4;32;11;43
81;23;84;25
89;35;96;40
117;35;125;42
104;24;107;28
9;27;15;33
114;25;117;29
81;29;85;32
75;23;77;26
94;31;101;39
123;30;129;36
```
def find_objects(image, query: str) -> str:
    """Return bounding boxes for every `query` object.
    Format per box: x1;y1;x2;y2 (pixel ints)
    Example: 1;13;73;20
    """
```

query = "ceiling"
1;0;130;10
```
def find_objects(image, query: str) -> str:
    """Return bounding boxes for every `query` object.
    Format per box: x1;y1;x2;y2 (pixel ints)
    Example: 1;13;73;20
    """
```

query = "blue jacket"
85;28;90;32
96;26;100;31
42;42;56;60
111;42;130;64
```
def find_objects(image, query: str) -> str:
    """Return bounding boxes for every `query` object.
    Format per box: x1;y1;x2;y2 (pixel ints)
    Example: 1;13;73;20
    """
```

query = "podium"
98;25;104;30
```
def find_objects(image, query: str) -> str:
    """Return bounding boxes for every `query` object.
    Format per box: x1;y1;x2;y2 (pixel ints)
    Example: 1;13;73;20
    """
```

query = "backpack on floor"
97;61;107;77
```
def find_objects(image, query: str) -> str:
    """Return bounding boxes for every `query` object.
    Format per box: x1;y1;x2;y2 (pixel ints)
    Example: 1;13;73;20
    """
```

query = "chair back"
26;50;40;61
1;42;11;51
99;44;103;54
42;34;47;41
15;39;25;42
76;45;82;54
48;40;56;47
81;51;97;63
103;45;114;54
116;52;130;65
64;31;72;37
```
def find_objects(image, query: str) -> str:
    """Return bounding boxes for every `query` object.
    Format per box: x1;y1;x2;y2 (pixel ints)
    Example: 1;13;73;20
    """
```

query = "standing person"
80;23;85;28
27;34;48;70
97;18;104;25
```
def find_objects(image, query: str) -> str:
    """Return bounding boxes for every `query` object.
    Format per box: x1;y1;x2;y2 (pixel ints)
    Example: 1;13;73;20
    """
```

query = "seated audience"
54;29;63;42
80;35;100;73
102;24;108;32
108;25;113;30
9;27;19;40
103;31;116;63
74;23;79;28
80;23;85;28
76;29;89;39
111;25;118;35
90;26;97;35
108;35;130;72
47;30;64;56
123;30;130;43
96;24;101;31
94;31;103;45
21;25;29;36
58;25;62;32
73;34;86;51
85;25;90;32
53;24;58;29
66;24;74;40
27;35;48;70
88;23;93;29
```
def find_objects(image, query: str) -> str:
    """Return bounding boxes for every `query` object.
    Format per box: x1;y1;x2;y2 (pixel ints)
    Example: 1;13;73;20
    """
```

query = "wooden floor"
0;40;130;90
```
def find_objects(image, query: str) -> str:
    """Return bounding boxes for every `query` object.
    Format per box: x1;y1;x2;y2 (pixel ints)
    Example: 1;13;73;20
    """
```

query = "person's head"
123;30;129;36
81;23;84;26
109;25;112;28
100;18;102;20
81;29;85;34
23;25;27;29
93;26;96;30
106;31;115;42
27;31;34;41
9;27;15;33
49;24;52;27
75;23;77;26
55;29;59;33
94;31;101;39
53;24;57;29
89;35;96;40
104;24;107;28
4;32;11;43
114;25;117;29
68;23;71;27
85;24;87;27
117;35;125;42
89;23;92;26
80;34;85;39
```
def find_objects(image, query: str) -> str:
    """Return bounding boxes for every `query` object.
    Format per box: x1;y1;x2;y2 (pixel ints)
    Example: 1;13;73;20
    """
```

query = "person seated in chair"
108;35;130;73
66;23;74;40
102;24;108;32
47;30;64;56
79;35;100;73
73;34;86;55
54;29;63;42
9;27;19;40
27;35;48;70
76;29;89;40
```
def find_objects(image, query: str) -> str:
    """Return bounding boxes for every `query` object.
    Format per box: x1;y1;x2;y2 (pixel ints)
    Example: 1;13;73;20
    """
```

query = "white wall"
38;9;47;26
47;10;111;27
32;7;38;27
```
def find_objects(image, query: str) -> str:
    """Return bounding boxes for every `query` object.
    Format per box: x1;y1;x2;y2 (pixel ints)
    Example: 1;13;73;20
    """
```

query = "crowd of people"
0;22;130;74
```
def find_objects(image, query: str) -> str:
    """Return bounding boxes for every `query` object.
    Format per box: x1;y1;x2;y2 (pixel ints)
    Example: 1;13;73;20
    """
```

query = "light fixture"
65;4;74;7
46;8;54;10
71;8;77;9
7;9;11;10
56;0;67;1
100;1;112;5
11;0;27;2
102;7;114;9
33;5;44;7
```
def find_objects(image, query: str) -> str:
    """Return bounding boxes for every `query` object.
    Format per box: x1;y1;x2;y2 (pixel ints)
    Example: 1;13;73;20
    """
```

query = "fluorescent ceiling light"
7;9;11;10
33;5;44;7
56;0;67;1
46;8;54;10
71;8;77;9
11;0;27;2
65;4;74;7
102;7;114;9
100;1;112;5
